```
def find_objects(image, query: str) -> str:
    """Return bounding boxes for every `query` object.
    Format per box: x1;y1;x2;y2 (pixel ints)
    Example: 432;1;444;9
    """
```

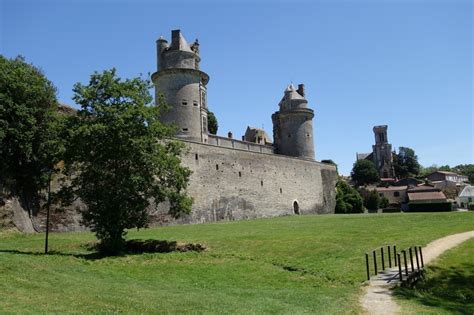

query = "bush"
407;202;452;212
335;180;364;214
364;190;380;211
380;196;390;208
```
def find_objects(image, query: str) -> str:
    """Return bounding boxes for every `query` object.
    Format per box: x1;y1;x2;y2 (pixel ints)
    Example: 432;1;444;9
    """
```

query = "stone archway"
293;201;300;215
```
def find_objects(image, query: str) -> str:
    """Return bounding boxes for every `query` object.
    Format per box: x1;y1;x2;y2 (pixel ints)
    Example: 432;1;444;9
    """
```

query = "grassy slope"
0;212;473;314
394;239;474;315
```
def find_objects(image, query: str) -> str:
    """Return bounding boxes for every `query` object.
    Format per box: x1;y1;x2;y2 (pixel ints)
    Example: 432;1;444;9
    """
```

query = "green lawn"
0;212;473;314
394;238;474;315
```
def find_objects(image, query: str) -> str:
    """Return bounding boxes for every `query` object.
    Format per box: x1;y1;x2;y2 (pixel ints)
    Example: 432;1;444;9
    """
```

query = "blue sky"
1;0;472;175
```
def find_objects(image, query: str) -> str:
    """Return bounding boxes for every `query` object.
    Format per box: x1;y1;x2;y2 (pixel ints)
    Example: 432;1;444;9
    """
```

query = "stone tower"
272;84;315;160
372;125;394;178
151;30;209;143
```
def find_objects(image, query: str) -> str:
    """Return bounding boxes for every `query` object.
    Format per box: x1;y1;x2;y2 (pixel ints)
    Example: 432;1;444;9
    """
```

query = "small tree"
207;111;218;135
352;159;379;186
61;69;192;254
0;56;63;208
380;196;390;209
394;147;420;178
335;180;364;214
364;190;380;211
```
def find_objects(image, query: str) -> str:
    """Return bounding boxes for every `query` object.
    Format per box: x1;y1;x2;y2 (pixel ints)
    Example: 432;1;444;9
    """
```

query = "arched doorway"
293;201;300;215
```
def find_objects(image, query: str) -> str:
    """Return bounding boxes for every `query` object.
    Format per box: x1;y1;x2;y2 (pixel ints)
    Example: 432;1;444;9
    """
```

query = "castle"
151;30;337;223
356;125;395;179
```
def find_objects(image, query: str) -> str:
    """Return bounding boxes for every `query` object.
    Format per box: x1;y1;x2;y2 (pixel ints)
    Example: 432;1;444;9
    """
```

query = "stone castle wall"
153;140;338;225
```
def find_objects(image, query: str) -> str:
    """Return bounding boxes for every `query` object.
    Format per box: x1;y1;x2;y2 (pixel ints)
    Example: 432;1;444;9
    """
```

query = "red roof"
408;191;447;201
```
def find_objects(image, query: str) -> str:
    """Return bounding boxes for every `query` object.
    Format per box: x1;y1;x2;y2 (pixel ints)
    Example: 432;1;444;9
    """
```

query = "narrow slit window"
195;153;199;160
216;164;219;171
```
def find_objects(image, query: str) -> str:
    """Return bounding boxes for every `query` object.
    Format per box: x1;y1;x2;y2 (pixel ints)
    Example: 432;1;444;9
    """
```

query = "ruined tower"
372;125;394;178
272;84;315;160
151;30;209;142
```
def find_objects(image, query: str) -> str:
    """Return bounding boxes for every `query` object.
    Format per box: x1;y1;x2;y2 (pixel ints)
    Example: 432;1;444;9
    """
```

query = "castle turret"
151;30;209;142
272;84;315;159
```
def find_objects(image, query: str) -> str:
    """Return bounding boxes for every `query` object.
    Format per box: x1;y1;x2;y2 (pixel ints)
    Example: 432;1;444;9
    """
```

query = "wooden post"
415;246;420;271
366;253;370;281
409;247;414;272
394;245;397;266
381;247;385;270
419;246;424;268
397;253;402;281
373;250;378;275
388;245;392;268
403;250;408;276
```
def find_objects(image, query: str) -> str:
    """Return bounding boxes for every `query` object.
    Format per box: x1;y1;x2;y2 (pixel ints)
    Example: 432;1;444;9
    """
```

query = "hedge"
407;202;452;212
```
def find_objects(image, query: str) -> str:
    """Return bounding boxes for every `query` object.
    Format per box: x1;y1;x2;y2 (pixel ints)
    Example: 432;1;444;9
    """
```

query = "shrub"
407;202;452;212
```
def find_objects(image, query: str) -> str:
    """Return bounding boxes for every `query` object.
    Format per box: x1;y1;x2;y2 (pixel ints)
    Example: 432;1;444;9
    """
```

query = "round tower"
272;84;315;160
151;30;209;143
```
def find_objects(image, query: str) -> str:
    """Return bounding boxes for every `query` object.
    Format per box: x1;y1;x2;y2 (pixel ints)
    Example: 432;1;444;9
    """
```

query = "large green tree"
351;159;379;186
207;111;218;135
393;147;420;178
61;69;192;254
0;56;63;208
335;180;364;214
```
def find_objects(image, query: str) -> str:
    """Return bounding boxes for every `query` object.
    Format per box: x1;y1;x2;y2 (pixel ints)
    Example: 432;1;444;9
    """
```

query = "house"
426;171;469;184
375;186;407;205
457;185;474;209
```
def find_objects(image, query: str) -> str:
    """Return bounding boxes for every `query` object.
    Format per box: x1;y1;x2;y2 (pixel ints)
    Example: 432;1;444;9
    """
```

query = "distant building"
426;171;469;184
243;127;272;145
356;125;395;179
457;185;474;208
407;185;447;204
376;186;407;205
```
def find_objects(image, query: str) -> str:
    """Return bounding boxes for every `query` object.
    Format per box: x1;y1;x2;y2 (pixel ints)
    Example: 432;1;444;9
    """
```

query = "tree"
61;69;192;254
364;190;380;211
335;180;364;214
453;164;474;183
393;147;420;178
0;56;63;208
207;111;218;135
380;196;389;209
351;159;379;186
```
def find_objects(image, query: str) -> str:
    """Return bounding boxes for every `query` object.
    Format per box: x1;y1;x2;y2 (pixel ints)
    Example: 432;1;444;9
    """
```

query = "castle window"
182;101;188;106
182;128;188;132
261;180;263;187
239;171;242;177
216;164;219;170
193;101;198;106
394;191;400;197
195;153;199;161
280;188;282;194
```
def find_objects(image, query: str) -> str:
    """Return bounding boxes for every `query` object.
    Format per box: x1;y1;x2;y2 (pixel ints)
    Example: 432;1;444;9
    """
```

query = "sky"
1;0;472;175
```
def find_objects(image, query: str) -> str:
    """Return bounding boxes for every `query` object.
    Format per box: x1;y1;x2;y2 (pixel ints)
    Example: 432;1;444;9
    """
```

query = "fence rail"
365;245;424;282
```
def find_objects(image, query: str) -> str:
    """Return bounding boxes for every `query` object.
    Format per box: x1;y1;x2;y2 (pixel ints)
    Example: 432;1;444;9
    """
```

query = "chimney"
297;84;305;97
171;29;181;50
228;131;233;139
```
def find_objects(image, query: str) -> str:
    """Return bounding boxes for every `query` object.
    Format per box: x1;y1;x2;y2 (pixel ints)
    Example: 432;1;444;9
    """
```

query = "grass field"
0;212;473;314
394;238;474;315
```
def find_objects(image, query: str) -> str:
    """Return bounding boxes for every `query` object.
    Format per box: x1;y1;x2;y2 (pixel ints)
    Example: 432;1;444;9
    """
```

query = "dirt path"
360;230;474;315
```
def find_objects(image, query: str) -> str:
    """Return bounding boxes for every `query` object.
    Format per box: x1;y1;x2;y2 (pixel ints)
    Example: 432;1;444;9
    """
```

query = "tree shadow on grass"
0;239;206;261
393;263;474;315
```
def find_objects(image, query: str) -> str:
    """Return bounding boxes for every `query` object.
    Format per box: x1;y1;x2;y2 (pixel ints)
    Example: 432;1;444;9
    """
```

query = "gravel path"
360;230;474;315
